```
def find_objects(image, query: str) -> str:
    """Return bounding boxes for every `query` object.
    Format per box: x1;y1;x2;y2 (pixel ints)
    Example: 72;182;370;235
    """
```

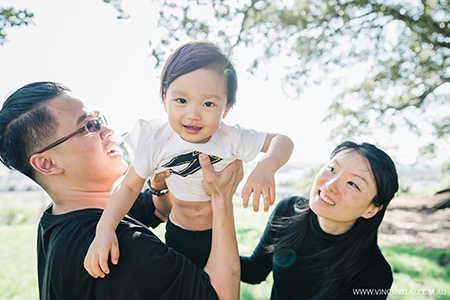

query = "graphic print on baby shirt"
162;151;223;177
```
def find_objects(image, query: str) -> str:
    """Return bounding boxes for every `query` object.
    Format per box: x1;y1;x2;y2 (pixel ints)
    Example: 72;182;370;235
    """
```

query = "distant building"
0;164;40;192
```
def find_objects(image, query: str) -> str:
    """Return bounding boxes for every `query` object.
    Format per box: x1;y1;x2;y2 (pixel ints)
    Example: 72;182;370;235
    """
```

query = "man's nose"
100;124;115;140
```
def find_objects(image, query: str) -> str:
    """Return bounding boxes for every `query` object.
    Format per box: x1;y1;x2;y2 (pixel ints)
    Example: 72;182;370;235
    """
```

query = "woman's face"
309;150;381;235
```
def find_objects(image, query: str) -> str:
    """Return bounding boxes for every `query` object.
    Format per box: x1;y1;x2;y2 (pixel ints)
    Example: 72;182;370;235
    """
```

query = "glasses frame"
27;114;107;160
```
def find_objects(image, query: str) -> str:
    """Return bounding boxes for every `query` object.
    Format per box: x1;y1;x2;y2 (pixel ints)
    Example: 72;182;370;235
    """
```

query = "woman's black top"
241;196;393;299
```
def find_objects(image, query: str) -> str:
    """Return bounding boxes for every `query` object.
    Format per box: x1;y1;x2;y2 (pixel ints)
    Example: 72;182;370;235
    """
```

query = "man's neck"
50;189;111;215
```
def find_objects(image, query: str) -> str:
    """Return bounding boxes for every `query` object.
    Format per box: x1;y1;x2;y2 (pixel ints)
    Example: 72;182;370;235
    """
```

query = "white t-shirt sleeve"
123;119;165;179
224;123;268;163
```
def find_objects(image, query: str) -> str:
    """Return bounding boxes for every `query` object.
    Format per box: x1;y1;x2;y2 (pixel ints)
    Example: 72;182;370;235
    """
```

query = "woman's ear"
361;204;383;219
29;154;64;175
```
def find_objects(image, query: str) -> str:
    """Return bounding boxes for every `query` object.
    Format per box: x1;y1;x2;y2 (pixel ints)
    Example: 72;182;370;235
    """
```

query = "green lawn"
0;199;449;300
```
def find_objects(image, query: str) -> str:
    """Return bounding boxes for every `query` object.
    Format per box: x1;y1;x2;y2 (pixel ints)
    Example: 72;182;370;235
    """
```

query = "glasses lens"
84;115;106;133
85;119;99;132
99;115;107;126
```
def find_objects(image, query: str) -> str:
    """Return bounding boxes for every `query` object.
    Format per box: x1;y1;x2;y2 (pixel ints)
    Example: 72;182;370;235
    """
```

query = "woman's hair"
269;141;399;300
0;82;68;182
159;40;238;108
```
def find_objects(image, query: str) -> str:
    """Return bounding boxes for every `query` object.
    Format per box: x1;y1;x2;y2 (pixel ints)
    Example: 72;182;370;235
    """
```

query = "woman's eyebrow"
334;157;369;185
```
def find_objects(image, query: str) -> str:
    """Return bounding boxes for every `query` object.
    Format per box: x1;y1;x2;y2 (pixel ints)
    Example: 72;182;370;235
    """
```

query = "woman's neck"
316;215;356;235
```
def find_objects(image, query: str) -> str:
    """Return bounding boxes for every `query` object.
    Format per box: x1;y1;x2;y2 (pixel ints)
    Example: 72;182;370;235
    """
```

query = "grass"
382;243;450;300
0;199;449;300
0;225;38;300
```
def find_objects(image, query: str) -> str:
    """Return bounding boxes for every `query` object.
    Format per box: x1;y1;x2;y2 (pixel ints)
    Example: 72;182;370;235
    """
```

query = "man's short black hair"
0;82;69;181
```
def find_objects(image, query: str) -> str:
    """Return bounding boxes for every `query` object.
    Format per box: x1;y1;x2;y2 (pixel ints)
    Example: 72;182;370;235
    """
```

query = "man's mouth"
107;144;122;156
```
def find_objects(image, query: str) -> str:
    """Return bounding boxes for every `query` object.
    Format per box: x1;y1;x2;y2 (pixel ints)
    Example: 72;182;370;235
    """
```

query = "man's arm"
200;154;243;300
148;170;173;221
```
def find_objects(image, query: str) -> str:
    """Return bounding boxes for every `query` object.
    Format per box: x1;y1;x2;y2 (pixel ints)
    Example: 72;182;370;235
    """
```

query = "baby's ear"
162;95;168;113
29;154;64;175
222;105;232;118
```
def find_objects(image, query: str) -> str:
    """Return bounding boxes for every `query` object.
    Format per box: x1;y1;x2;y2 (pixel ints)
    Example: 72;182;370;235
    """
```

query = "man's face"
44;93;127;190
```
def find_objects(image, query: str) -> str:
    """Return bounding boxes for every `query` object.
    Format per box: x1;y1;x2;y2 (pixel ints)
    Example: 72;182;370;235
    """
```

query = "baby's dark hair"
160;41;238;107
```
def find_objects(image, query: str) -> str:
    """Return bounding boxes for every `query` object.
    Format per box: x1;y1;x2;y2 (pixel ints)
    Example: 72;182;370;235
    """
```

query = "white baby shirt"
124;119;268;202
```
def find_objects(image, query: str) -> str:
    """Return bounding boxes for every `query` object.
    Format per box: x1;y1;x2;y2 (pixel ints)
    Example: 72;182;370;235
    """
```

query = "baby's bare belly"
170;196;213;231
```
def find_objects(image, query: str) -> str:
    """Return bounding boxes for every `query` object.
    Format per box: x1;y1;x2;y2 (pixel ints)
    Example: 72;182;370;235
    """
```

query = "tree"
105;1;450;155
0;7;34;45
106;0;450;205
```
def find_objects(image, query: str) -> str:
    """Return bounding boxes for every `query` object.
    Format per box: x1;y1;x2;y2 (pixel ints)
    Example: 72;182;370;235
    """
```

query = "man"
0;82;242;300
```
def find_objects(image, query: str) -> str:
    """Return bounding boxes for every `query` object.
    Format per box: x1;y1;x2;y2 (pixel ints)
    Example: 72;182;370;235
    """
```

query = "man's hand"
199;153;242;300
149;170;172;221
199;154;243;200
150;170;171;191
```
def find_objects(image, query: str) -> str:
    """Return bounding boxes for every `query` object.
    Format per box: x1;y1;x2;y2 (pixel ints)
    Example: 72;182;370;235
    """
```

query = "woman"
241;141;399;300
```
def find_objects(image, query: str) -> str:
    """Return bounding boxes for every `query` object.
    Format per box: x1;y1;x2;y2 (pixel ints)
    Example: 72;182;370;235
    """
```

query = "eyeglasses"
28;114;107;159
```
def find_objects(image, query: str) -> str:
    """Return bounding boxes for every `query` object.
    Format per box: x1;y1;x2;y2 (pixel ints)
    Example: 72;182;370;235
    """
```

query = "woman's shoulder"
351;245;393;290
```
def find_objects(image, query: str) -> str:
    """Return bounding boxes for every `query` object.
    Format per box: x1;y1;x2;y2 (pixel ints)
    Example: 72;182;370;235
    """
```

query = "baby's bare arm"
84;165;145;278
242;133;294;212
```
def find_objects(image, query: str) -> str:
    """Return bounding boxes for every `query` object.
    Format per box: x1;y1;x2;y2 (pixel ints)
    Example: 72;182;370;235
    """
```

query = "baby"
84;40;294;272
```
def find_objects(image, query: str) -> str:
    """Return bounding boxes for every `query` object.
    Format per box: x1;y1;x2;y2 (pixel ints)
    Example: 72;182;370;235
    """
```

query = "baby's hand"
241;166;276;212
83;230;119;278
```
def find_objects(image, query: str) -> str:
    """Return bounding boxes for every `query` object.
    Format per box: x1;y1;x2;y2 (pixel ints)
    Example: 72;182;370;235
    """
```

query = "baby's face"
163;68;230;143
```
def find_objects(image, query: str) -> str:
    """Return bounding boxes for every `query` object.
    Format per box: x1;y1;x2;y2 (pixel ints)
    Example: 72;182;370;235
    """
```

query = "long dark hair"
269;141;399;300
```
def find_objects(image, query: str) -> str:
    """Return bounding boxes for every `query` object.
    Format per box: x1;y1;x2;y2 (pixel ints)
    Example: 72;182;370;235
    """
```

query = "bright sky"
0;0;429;166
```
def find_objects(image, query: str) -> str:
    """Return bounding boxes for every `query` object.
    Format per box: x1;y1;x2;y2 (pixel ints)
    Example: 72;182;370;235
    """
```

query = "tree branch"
232;0;260;49
383;77;450;112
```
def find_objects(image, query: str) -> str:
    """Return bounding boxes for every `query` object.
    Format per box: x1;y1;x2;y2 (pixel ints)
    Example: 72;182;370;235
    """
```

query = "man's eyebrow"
77;110;99;125
77;113;88;125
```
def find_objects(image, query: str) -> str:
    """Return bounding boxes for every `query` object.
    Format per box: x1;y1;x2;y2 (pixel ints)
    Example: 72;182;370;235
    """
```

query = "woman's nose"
325;177;339;194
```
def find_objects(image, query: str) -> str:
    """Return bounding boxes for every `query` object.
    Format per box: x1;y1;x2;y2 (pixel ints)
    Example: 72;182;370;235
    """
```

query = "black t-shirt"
241;196;393;300
37;189;219;300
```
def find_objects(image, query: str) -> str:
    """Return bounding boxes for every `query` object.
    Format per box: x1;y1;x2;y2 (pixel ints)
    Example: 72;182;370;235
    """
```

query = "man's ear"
29;154;64;175
361;204;383;219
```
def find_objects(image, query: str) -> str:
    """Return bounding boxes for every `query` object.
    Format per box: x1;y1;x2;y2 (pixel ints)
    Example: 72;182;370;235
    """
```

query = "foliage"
0;199;33;225
0;225;37;300
2;220;450;299
382;243;450;300
0;7;33;45
104;0;450;159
